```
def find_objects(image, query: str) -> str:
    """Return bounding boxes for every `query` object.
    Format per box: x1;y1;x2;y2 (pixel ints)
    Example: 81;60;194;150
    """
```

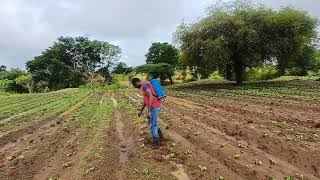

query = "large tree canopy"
142;42;178;84
145;42;179;67
135;63;174;84
175;1;318;84
26;36;121;90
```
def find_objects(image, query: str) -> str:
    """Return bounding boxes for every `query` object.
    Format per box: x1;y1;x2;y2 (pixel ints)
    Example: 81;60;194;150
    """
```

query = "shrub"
246;66;279;81
80;80;125;92
15;74;33;93
0;78;29;93
209;71;225;81
0;79;14;92
0;68;26;80
288;67;308;76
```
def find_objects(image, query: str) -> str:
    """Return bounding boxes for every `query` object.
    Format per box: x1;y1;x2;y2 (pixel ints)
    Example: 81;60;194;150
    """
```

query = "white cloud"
0;0;318;69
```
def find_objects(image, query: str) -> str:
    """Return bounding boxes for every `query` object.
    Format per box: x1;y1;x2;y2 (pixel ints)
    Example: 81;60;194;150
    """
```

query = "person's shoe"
151;138;160;149
158;128;164;141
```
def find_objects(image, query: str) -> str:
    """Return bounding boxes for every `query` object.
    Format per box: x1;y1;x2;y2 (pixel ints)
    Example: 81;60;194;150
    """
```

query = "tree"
286;45;316;76
15;74;33;93
176;13;260;84
27;56;78;90
0;68;26;80
312;49;320;72
112;62;132;75
146;42;179;67
0;65;6;72
0;79;14;92
145;42;178;83
263;7;318;75
97;41;122;80
0;68;29;93
135;63;175;84
26;36;122;90
175;1;318;84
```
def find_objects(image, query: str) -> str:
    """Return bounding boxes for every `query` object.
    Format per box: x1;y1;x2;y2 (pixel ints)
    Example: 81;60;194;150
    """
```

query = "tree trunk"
169;76;174;84
226;63;233;81
277;57;286;76
234;59;244;85
160;78;164;85
160;75;164;85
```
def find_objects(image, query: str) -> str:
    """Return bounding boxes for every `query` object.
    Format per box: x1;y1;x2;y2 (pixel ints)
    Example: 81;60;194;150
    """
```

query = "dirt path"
112;95;134;179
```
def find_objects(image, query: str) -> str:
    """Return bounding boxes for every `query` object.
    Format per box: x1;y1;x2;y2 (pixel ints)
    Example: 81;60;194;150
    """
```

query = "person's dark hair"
131;77;141;86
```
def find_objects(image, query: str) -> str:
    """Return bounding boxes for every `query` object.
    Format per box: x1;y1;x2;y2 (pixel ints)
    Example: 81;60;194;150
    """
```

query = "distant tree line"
25;36;123;91
0;36;132;93
0;68;32;93
175;0;319;84
1;1;320;93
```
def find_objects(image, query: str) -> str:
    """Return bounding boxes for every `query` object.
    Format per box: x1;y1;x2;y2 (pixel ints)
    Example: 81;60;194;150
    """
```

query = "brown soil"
0;89;319;180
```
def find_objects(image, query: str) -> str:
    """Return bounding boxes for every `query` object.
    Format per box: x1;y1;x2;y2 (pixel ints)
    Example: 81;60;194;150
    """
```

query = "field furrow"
1;80;319;180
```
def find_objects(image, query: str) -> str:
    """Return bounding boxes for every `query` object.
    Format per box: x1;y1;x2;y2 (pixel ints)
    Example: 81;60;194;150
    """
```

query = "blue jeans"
149;106;161;140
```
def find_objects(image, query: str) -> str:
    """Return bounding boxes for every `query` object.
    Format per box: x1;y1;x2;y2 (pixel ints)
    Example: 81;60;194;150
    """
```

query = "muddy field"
0;80;319;180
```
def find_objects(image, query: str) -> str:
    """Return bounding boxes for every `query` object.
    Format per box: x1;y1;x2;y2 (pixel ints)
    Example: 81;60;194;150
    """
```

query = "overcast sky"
0;0;319;69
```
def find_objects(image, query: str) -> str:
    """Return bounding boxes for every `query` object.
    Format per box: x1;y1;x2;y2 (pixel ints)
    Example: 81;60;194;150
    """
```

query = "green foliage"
15;74;33;92
285;45;316;76
0;68;30;93
0;65;6;72
80;81;125;92
175;1;318;84
288;67;307;76
135;63;174;84
0;79;14;92
27;57;84;91
0;89;90;134
209;71;225;81
273;75;319;81
112;62;133;75
97;41;122;80
272;8;318;75
246;66;279;81
113;73;135;86
26;36;122;91
312;49;320;72
113;74;127;82
144;42;179;83
145;42;179;68
0;68;26;80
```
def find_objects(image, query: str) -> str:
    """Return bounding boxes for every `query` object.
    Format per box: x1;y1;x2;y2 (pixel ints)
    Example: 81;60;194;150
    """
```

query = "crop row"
0;92;82;120
0;90;78;106
0;91;91;134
